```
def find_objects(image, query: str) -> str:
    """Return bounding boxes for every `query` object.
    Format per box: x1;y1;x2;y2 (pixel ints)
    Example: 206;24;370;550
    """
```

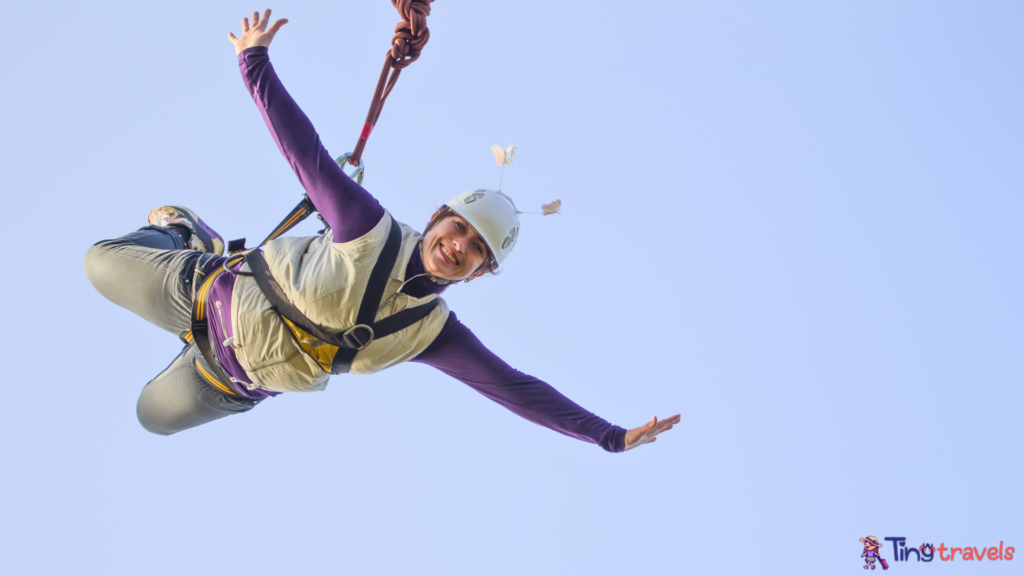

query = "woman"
84;9;679;453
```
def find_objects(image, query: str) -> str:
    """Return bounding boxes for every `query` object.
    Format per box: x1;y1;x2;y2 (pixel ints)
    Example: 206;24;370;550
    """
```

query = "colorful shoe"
147;205;224;255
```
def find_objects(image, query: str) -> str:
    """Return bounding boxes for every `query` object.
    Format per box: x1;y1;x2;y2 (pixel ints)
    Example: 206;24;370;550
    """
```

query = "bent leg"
84;226;215;335
138;345;261;435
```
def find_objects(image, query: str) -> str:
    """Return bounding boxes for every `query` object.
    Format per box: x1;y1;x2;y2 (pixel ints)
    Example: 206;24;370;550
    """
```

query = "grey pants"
84;226;262;435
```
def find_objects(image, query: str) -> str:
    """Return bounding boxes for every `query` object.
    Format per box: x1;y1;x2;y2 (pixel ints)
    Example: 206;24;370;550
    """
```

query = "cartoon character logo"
860;536;889;570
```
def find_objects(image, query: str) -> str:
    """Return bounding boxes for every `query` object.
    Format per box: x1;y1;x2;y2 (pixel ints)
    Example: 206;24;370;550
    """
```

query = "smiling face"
422;213;492;281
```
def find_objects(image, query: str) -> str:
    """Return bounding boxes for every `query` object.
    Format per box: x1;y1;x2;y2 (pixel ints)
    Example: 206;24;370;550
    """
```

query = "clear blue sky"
2;1;1021;574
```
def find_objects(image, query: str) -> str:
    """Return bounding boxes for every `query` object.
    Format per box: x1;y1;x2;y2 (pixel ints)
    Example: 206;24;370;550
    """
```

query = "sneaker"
148;205;224;255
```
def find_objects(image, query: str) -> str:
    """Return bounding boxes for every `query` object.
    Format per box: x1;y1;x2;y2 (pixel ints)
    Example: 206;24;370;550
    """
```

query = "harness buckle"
342;324;374;350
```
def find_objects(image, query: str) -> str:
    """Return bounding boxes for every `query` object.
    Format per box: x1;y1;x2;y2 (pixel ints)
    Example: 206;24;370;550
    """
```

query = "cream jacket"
229;213;450;393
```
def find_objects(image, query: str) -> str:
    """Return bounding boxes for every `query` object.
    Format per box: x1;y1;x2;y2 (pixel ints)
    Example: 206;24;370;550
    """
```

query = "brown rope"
348;0;434;166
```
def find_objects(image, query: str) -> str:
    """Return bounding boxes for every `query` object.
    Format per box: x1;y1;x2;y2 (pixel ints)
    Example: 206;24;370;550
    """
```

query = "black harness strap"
258;195;318;249
226;195;319;255
244;252;341;345
369;302;440;338
356;213;404;329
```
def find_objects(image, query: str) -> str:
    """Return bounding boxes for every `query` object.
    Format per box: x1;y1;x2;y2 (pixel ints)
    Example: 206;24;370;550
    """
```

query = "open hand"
228;9;288;55
624;414;680;451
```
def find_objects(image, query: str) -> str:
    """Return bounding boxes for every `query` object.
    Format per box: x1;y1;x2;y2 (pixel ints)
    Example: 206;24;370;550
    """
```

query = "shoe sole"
163;205;224;255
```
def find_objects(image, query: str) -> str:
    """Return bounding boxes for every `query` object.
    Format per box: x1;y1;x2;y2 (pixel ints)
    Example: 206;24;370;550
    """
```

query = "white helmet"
442;189;520;271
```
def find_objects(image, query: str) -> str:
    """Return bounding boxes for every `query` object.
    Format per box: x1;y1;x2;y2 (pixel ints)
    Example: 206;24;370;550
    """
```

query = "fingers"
228;32;238;41
647;413;680;440
266;18;289;37
624;414;679;451
655;420;679;432
651;414;680;432
253;9;273;31
245;9;283;37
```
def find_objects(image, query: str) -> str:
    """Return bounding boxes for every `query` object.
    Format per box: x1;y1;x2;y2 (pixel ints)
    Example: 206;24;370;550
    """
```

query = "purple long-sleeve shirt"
204;47;625;452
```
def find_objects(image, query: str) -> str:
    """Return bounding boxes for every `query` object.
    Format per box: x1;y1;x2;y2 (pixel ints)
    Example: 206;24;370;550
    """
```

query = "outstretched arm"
228;10;384;242
412;313;678;453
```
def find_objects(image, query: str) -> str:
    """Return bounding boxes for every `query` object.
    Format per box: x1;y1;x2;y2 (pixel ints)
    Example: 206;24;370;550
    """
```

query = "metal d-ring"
334;153;366;185
342;324;374;350
222;253;253;277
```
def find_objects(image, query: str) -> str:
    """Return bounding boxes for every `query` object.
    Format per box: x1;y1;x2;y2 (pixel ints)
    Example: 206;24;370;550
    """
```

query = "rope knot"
349;0;435;165
389;0;433;69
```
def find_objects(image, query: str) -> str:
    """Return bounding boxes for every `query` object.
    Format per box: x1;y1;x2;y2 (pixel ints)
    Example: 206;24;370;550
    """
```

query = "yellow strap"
268;210;307;243
194;358;237;396
190;263;234;393
194;265;227;320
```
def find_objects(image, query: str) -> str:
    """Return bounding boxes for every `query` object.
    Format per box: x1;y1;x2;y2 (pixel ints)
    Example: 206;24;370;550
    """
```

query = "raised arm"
229;10;384;242
412;313;679;453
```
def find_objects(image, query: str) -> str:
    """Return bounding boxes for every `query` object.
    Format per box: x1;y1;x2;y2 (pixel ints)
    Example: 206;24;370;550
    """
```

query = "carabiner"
334;153;366;185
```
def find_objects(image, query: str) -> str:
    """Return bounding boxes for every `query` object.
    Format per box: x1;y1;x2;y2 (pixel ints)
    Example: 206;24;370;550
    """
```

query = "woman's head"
422;189;521;282
422;209;493;281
